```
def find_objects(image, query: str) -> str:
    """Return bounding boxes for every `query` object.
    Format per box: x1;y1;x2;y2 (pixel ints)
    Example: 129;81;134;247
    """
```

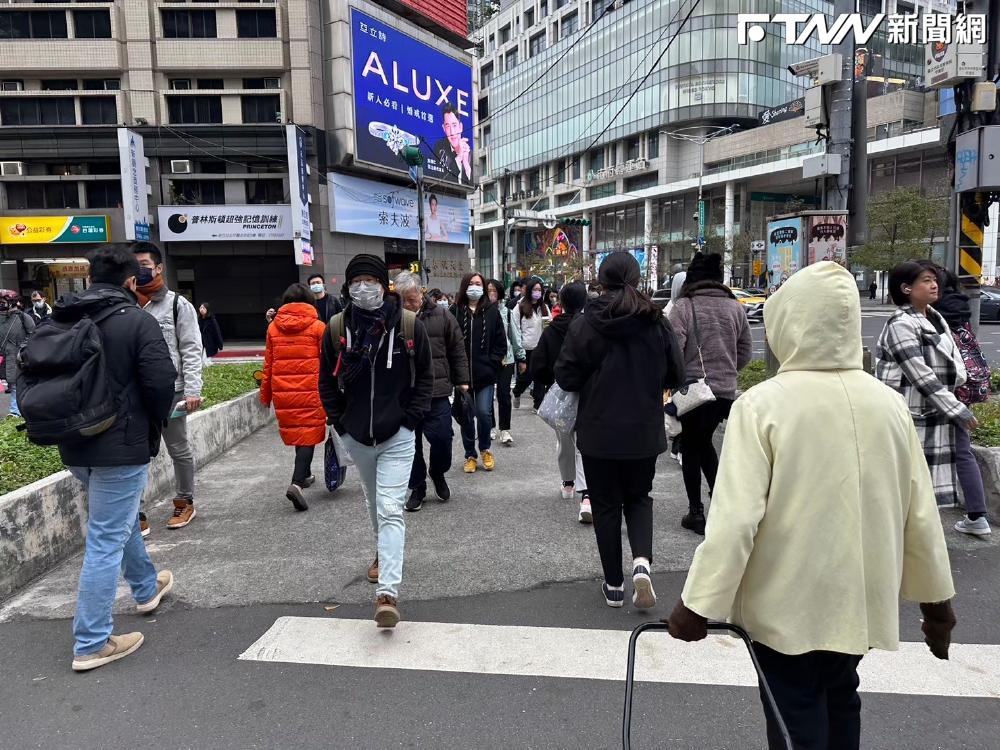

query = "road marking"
239;617;1000;698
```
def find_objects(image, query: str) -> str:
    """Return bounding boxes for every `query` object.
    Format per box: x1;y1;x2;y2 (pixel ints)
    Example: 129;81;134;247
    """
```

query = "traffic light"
401;145;423;167
563;217;591;226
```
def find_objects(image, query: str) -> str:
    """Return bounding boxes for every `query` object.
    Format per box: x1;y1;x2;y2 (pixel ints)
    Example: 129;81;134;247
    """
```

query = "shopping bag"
537;383;578;433
451;387;476;433
324;429;348;492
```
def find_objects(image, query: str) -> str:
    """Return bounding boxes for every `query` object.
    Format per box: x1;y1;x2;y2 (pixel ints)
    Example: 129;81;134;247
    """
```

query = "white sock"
633;557;651;572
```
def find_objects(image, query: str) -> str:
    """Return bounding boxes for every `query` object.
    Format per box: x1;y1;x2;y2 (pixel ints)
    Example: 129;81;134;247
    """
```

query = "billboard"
156;205;292;242
328;172;469;244
118;128;150;241
286;124;313;266
0;216;109;245
398;0;467;39
806;214;848;265
766;217;803;292
351;8;474;187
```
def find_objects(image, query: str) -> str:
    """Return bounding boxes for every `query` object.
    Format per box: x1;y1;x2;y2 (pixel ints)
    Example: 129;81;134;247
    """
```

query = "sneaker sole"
375;606;400;628
955;525;992;537
136;573;174;615
286;489;309;512
72;634;145;672
604;595;624;608
404;502;424;512
140;527;151;539
166;506;196;530
561;491;575;500
633;574;656;610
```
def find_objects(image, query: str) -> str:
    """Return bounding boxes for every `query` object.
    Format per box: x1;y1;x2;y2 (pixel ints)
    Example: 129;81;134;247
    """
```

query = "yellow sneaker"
482;451;495;471
464;457;477;473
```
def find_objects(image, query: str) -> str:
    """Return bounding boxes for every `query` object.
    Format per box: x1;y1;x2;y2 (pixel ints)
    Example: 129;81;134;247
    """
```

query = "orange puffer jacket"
260;302;328;447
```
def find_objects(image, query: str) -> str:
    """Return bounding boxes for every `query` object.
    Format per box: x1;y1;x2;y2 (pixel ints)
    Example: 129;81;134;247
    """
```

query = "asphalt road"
1;407;998;749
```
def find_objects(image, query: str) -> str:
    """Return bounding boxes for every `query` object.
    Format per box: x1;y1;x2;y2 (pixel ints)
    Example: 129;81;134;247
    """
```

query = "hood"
548;311;575;335
52;283;137;322
274;302;320;333
764;262;862;373
584;295;648;337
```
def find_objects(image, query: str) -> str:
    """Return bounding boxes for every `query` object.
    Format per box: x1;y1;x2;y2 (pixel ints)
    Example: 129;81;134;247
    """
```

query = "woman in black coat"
198;302;224;359
555;252;685;611
451;272;507;474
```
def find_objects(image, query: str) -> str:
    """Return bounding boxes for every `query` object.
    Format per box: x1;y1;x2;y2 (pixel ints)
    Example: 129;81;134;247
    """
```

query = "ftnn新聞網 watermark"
737;12;986;47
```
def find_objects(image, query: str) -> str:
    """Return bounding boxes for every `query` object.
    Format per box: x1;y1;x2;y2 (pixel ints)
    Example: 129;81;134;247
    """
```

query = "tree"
851;187;948;272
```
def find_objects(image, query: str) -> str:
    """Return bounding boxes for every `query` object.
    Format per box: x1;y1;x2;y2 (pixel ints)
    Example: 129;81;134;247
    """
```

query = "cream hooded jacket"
681;262;955;656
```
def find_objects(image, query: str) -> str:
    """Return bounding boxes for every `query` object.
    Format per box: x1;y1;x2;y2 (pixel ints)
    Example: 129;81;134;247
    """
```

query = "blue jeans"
8;385;19;417
343;427;415;599
462;384;495;459
68;465;158;656
409;396;454;492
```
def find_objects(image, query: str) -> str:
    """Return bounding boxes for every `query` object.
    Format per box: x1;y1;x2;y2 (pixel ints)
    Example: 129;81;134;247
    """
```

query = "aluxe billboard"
351;8;474;188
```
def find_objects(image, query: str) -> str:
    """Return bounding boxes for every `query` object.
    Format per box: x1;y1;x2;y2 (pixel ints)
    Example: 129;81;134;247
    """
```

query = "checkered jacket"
875;305;973;506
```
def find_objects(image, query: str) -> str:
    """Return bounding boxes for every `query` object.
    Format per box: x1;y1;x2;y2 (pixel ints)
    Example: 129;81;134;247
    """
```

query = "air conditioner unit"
1;80;23;92
263;77;280;89
1;161;25;176
170;159;193;174
169;79;191;91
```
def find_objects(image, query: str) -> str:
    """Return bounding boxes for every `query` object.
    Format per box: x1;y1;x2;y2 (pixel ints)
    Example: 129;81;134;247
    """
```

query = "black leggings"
293;445;315;485
679;399;732;510
494;363;515;430
513;349;544;409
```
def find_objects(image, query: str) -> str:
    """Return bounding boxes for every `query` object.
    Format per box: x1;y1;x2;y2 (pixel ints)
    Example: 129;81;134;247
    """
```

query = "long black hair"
597;252;661;322
456;272;490;310
519;278;549;319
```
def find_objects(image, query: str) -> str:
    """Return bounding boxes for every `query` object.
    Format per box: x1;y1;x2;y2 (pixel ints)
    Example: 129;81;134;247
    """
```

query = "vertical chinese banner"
286;124;313;266
118;128;150;241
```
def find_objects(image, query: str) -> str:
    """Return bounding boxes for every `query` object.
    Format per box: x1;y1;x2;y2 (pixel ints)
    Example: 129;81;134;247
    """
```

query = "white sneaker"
560;483;575;500
954;515;992;537
578;497;593;524
500;430;513;446
490;428;499;440
632;559;656;610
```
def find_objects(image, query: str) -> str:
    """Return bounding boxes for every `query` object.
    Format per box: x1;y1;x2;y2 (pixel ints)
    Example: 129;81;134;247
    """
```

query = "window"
505;48;518;71
236;9;276;38
83;78;120;90
169;179;225;205
562;10;578;35
478;96;489;119
241;94;280;123
556;0;569;8
0;97;74;126
162;10;216;39
85;180;122;208
540;0;548;17
81;97;117;124
196;160;227;174
487;35;494;53
482;210;498;222
197;79;223;89
588;183;615;201
571;155;581;180
529;32;546;57
589;148;604;172
6;182;80;210
73;10;111;38
624;173;658;192
42;79;77;90
243;77;280;89
524;8;534;27
245;179;283;204
169;79;192;90
480;63;493;89
528;170;541;191
648;131;659;159
556;192;580;207
626;136;640;161
167;95;223;124
0;10;68;39
499;25;510;43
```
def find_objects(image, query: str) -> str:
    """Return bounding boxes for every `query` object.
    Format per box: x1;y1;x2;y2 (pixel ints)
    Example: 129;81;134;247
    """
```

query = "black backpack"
16;302;130;445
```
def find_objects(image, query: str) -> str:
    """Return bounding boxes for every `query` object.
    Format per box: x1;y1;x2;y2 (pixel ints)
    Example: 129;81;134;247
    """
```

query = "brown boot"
366;556;379;584
166;498;196;529
374;594;400;628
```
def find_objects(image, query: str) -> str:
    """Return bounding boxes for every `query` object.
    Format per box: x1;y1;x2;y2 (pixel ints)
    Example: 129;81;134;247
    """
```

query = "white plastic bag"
329;428;354;467
538;383;579;433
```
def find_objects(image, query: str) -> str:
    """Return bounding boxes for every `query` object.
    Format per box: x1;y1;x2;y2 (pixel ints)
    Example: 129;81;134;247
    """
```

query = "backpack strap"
328;311;348;379
89;302;131;326
400;308;417;388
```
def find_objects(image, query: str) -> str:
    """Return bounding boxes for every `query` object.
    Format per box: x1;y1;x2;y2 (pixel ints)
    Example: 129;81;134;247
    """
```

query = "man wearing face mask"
307;272;342;324
319;254;433;628
29;291;52;324
131;242;203;536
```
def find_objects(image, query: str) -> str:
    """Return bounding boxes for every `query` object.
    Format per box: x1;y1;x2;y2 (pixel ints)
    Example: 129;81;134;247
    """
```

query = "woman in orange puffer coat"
260;282;328;512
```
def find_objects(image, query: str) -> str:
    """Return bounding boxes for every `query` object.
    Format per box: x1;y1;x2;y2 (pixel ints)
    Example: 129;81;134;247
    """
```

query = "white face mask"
437;299;450;309
350;281;384;311
309;283;325;295
466;285;484;301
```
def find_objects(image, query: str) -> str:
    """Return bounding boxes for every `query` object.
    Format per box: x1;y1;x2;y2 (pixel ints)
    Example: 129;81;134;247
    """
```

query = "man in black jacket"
319;254;433;629
54;245;178;671
308;272;342;324
395;271;470;511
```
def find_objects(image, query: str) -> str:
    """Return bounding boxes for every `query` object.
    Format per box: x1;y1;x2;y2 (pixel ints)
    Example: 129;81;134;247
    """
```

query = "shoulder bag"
671;298;716;416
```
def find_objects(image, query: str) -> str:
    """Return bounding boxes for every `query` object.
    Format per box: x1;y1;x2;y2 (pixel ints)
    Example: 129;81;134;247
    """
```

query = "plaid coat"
875;305;973;506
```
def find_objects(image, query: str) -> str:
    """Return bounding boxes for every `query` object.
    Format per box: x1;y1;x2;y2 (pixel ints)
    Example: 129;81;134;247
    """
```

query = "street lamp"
661;124;740;249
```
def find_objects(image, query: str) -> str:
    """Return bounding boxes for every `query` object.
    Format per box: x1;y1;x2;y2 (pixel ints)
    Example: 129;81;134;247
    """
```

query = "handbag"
538;382;579;433
671;298;716;417
324;428;350;492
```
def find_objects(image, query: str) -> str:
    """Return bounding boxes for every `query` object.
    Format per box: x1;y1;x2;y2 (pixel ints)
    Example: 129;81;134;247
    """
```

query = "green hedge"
0;362;261;495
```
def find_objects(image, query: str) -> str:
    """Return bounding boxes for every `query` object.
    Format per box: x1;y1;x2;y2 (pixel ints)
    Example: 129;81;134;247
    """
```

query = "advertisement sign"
594;249;648;279
766;217;803;293
285;124;313;266
806;214;848;265
156;205;292;242
0;216;109;245
117;128;150;241
351;8;474;187
758;98;805;126
328;172;469;245
666;74;737;109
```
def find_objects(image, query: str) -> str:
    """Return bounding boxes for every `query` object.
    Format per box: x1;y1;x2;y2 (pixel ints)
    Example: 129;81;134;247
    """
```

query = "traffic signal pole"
402;144;428;286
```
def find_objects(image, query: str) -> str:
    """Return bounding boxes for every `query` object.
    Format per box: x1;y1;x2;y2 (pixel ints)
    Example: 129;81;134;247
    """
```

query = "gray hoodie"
142;286;203;397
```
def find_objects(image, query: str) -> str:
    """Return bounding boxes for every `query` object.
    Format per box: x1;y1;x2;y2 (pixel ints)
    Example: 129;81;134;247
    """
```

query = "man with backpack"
319;254;433;629
1;289;35;418
131;242;204;535
19;245;177;670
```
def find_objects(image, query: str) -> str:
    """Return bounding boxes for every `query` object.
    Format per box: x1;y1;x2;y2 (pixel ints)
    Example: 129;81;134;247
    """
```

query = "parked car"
980;288;1000;322
651;288;671;310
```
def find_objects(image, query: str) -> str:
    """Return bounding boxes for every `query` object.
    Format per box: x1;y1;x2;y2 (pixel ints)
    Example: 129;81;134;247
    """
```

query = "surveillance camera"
692;212;700;219
788;53;842;85
788;59;819;77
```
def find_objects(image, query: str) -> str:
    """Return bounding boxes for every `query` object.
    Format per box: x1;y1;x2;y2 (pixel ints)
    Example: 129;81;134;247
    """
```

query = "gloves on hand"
920;600;956;660
665;600;708;642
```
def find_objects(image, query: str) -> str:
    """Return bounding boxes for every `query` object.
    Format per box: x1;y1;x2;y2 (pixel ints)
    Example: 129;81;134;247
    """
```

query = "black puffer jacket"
555;296;685;459
418;299;469;398
52;284;177;467
451;301;507;390
530;311;576;388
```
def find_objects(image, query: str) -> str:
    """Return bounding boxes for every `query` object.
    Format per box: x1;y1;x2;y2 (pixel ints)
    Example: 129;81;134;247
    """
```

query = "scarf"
340;302;390;385
135;273;165;307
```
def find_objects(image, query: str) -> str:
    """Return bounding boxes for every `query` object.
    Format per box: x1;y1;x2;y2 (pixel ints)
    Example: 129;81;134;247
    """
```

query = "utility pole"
402;144;428;286
500;167;510;287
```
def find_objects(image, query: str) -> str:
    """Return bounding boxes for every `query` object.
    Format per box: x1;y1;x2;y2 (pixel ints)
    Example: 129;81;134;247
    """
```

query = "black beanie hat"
345;253;389;289
559;281;587;315
685;252;724;285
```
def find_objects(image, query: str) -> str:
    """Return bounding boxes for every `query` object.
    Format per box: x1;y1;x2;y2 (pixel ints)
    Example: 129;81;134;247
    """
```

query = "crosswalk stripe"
239;617;1000;699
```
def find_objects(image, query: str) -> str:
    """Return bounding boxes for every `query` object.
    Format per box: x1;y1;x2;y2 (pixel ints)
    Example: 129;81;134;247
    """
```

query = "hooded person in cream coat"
667;262;957;750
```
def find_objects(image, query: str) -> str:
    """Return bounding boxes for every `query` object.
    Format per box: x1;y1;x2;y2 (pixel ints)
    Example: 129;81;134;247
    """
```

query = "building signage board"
285;124;313;266
0;216;109;245
666;74;737;109
585;159;649;184
925;40;984;89
117;128;150;241
156;205;292;242
350;8;474;187
758;98;805;125
328;172;469;245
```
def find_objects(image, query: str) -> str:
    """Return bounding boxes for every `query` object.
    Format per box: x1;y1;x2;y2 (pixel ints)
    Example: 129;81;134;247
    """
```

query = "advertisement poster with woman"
766;217;803;293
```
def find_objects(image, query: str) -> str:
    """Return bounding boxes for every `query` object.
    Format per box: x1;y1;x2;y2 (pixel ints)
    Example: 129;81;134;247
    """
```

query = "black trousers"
581;455;657;587
512;349;545;409
409;396;454;492
494;363;515;431
679;398;733;509
754;643;863;750
293;445;315;485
